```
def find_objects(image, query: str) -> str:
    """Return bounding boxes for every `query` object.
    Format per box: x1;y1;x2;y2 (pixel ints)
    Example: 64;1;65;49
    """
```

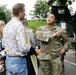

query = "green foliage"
0;4;12;23
48;0;74;6
0;7;6;23
28;21;46;30
30;0;50;18
5;9;12;23
56;0;67;5
56;0;74;5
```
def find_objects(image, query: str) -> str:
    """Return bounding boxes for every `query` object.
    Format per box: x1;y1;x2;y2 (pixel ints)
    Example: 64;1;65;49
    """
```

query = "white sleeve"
0;50;6;57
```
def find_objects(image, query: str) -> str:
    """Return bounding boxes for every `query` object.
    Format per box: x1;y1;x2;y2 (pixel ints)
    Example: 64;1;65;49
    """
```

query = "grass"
28;21;46;30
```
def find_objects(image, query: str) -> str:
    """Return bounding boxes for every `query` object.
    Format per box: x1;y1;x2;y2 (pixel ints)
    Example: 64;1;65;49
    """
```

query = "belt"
51;52;61;58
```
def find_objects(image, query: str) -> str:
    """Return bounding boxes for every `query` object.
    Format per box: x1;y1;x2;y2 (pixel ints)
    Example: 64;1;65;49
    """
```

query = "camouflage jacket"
36;25;70;60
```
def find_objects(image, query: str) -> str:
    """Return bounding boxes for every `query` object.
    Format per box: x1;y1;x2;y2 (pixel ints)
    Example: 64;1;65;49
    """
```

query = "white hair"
0;20;5;26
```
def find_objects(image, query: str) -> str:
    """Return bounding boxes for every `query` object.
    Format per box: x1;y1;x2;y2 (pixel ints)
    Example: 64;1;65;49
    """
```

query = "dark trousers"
26;55;36;75
26;47;39;75
0;72;6;75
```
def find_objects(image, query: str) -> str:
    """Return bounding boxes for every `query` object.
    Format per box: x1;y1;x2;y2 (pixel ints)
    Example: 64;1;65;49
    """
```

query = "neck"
17;16;20;20
47;23;54;28
13;16;20;21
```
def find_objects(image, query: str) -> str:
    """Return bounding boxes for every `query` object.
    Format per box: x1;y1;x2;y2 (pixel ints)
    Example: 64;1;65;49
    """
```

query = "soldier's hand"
60;48;65;55
50;31;60;38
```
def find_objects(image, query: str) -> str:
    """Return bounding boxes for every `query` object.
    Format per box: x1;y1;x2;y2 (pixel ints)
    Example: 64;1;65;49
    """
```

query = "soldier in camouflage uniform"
36;14;70;75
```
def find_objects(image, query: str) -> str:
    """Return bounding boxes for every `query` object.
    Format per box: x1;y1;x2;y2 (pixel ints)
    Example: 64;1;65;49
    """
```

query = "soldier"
36;14;70;75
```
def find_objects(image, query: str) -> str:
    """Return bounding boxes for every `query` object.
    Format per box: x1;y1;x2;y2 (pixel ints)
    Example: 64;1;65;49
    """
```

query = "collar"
12;17;20;21
46;24;56;30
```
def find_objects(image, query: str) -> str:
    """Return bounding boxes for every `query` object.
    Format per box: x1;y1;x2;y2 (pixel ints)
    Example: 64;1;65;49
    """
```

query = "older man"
2;3;31;75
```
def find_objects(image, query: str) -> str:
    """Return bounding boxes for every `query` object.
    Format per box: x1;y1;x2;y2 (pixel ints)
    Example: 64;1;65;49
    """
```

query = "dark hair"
51;13;58;20
12;3;25;16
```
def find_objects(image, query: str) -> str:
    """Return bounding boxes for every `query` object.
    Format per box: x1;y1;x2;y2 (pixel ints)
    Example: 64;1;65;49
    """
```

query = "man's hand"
60;48;65;55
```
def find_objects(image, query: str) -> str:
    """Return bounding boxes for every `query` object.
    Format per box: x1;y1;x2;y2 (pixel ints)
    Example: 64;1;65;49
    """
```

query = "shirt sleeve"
15;24;31;53
29;30;36;48
61;30;71;50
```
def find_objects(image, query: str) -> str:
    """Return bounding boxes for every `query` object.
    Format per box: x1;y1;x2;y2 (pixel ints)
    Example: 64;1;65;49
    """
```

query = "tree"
48;0;75;6
0;4;12;23
30;0;50;19
0;7;6;23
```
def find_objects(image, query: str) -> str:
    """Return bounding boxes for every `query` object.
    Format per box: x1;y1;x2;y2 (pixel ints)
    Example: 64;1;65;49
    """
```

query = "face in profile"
46;14;56;25
20;8;26;21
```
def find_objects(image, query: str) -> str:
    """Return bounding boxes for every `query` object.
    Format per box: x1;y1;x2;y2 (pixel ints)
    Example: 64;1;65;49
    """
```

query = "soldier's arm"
36;28;42;50
61;30;70;51
50;31;61;38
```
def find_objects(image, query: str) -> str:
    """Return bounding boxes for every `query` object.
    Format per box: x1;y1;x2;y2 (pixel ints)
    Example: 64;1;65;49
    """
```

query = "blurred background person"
22;18;39;75
0;20;6;75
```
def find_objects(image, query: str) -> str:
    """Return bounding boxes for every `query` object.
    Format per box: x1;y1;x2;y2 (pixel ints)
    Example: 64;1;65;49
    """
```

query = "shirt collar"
46;24;56;30
12;17;20;21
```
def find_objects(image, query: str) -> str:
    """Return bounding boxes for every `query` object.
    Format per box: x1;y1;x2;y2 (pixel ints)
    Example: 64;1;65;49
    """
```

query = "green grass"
28;21;46;30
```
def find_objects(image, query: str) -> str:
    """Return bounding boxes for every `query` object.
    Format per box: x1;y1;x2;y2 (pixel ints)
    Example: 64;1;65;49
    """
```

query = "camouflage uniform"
36;25;70;75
